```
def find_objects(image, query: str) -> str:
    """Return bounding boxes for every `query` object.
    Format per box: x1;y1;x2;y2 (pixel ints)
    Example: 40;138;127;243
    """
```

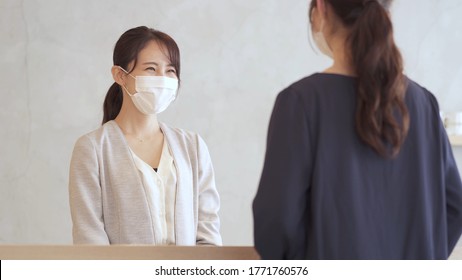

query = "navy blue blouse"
253;73;462;259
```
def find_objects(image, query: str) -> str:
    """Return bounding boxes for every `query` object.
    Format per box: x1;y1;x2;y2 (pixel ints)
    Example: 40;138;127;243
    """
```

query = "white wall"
0;0;461;249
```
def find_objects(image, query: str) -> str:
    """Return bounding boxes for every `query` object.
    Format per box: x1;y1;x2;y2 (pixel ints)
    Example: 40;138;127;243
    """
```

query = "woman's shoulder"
280;73;356;99
405;77;436;98
404;77;441;112
161;123;197;138
160;123;212;160
73;121;120;147
160;123;207;147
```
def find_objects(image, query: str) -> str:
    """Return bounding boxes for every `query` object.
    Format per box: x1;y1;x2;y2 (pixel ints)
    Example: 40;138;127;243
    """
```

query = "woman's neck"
114;103;161;138
323;31;356;77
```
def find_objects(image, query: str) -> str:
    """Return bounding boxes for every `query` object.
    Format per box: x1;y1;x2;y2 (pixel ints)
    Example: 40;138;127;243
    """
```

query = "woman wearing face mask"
69;26;222;245
253;0;462;259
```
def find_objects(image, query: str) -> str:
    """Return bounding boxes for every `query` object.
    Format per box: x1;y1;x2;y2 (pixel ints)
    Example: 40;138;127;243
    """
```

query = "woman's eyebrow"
142;62;174;67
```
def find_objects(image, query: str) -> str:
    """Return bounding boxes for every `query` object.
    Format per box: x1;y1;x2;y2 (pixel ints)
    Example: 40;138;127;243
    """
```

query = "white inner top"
129;140;177;245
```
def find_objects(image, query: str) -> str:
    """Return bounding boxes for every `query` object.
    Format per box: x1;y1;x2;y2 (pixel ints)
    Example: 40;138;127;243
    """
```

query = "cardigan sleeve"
69;135;110;244
253;87;312;259
195;135;222;246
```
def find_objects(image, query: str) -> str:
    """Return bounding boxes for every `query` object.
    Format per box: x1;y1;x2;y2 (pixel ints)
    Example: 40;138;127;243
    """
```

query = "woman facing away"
69;26;222;245
253;0;462;259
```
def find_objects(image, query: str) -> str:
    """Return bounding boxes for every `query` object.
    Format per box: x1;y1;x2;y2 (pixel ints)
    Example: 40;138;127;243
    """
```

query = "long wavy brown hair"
310;0;409;158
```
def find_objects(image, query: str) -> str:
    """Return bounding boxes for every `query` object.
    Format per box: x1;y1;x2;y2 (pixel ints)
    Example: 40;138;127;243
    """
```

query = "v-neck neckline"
129;138;173;173
109;120;177;172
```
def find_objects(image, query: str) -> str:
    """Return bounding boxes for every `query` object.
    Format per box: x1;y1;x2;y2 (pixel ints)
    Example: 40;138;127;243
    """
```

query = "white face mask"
118;66;179;115
312;20;333;58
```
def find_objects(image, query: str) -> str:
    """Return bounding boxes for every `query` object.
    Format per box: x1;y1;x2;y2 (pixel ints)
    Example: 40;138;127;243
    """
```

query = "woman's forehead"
138;40;171;64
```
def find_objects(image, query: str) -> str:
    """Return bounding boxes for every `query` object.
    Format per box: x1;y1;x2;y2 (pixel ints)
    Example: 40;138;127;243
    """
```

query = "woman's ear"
316;0;326;15
311;0;328;32
316;0;327;20
111;66;125;86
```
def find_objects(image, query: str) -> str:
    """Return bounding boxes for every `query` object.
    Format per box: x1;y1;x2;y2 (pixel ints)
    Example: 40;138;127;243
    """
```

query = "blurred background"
1;0;461;251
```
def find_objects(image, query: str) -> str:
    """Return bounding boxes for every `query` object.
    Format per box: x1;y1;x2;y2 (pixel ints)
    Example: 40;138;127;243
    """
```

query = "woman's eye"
145;67;156;71
168;69;176;73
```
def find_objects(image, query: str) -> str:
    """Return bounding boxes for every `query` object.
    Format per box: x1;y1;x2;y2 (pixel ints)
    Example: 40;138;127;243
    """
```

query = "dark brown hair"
310;0;409;158
102;26;181;124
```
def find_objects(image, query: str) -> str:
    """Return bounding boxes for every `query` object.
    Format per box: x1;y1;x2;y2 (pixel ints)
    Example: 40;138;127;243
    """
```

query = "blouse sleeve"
253;87;312;259
428;92;462;256
69;135;110;244
439;118;462;254
195;135;222;246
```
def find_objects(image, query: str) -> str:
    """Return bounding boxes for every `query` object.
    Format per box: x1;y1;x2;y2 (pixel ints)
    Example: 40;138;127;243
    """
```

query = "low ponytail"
102;82;123;124
349;0;408;158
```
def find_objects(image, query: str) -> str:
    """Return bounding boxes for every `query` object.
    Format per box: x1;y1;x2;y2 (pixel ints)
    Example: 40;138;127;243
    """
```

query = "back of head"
102;26;181;124
311;0;409;158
